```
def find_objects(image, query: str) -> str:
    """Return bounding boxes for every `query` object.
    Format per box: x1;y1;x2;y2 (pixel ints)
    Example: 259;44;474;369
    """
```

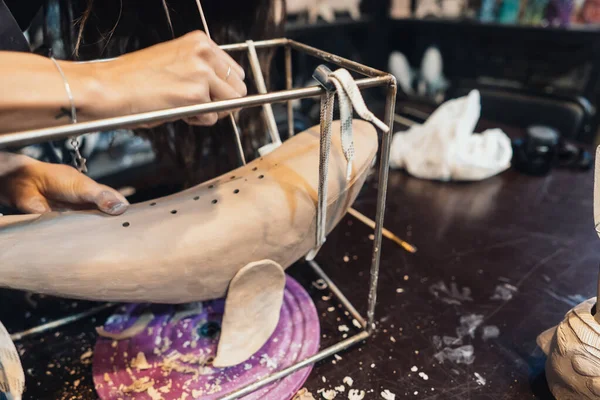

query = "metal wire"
195;0;246;165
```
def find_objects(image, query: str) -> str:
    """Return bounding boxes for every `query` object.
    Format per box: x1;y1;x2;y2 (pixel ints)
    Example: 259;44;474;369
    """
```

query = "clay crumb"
312;279;328;290
390;336;396;343
343;255;350;262
73;380;80;388
343;376;354;387
131;352;152;371
260;354;278;370
348;389;365;400
80;349;93;363
321;389;337;399
147;386;164;400
396;288;404;293
419;372;429;381
328;307;335;312
352;319;362;329
338;325;350;332
410;366;418;372
381;389;396;400
293;388;316;400
474;372;486;386
322;376;327;383
335;385;345;392
334;354;342;361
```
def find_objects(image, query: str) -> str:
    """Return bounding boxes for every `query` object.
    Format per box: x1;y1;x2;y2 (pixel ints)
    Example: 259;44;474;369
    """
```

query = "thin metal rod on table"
0;77;388;149
10;303;115;341
285;45;295;137
366;79;397;333
288;39;388;78
247;40;281;145
218;330;370;400
307;260;366;328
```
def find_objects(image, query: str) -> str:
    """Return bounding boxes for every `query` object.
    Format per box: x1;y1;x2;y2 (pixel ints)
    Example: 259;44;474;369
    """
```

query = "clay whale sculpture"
536;146;600;399
0;119;378;367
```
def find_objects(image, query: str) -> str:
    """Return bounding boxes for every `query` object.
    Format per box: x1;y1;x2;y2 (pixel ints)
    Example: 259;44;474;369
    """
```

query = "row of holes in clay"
122;173;265;228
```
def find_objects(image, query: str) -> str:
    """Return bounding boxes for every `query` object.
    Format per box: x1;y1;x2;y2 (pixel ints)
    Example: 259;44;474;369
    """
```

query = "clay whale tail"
213;260;286;367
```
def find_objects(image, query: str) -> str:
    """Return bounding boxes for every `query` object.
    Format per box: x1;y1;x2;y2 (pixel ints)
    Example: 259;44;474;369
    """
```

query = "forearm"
0;52;117;133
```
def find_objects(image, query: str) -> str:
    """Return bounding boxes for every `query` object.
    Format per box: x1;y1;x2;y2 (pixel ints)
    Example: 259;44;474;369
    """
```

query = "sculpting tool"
348;207;417;253
195;0;246;165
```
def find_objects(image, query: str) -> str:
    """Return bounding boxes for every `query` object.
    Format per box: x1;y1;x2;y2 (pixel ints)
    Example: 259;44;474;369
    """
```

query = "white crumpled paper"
390;90;512;181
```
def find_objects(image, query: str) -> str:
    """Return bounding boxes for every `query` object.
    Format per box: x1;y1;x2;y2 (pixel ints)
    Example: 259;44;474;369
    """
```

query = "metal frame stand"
1;38;397;400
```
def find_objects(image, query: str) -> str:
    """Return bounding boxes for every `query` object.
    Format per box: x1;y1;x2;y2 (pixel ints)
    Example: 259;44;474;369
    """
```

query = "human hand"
89;30;247;127
0;154;129;215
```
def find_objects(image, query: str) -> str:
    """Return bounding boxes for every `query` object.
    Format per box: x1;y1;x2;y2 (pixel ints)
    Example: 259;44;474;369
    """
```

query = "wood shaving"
96;313;154;340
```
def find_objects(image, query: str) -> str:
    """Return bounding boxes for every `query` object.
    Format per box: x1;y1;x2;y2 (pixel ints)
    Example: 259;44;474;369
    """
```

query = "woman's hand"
88;30;247;127
0;154;129;215
0;31;246;133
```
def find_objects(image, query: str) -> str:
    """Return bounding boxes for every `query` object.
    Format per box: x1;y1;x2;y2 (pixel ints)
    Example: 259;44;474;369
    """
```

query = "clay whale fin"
0;320;24;399
537;325;558;356
213;259;286;368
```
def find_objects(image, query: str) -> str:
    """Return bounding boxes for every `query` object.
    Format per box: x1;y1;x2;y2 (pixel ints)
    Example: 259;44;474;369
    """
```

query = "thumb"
15;195;51;214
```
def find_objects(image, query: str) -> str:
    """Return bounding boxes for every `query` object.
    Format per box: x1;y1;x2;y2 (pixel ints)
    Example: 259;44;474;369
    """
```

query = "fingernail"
98;191;129;215
108;202;128;215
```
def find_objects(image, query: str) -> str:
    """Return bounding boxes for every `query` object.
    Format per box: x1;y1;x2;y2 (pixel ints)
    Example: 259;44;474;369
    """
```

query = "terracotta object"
0;120;378;366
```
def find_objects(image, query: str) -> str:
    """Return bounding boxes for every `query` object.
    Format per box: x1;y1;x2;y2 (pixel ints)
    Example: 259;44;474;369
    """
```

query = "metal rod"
288;40;388;78
10;303;115;341
307;260;366;328
195;0;246;165
366;79;397;333
247;40;281;146
220;38;288;52
393;114;418;128
218;331;370;400
348;207;417;254
285;45;295;137
0;77;388;148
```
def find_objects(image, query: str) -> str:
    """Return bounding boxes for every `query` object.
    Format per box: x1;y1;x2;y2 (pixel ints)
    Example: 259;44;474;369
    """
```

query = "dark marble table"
1;137;595;399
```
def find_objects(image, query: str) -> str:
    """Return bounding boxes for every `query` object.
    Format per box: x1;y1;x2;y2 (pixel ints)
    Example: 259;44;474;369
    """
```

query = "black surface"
2;143;597;399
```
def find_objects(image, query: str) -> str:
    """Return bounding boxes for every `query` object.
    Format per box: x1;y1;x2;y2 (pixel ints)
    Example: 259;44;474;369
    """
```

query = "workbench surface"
1;149;594;400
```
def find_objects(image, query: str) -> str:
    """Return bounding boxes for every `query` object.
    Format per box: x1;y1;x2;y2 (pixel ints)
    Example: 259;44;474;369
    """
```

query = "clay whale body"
0;120;378;366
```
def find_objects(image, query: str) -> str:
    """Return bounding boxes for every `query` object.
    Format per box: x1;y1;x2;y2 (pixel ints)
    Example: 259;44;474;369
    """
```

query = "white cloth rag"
390;90;513;181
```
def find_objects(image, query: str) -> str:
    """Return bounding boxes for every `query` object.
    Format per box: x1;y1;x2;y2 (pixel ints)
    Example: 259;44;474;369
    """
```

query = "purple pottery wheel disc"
92;276;320;400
